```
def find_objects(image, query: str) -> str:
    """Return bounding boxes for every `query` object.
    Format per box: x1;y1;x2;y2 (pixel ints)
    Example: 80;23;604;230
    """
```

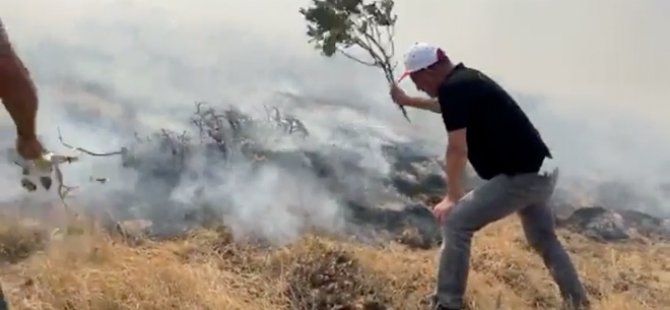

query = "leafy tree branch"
300;0;410;121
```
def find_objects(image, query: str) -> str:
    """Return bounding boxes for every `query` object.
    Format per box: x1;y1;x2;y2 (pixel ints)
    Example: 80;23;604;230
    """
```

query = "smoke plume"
0;0;667;245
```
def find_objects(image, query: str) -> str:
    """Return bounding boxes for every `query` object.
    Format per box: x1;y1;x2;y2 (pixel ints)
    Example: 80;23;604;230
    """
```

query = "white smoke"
0;0;667;245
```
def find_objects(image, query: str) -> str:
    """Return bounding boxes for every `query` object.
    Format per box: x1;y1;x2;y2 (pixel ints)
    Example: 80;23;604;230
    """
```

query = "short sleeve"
438;80;480;132
0;19;10;55
0;19;5;40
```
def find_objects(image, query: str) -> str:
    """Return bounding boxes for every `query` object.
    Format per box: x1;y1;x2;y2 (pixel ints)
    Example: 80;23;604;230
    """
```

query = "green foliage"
299;0;396;57
299;0;409;121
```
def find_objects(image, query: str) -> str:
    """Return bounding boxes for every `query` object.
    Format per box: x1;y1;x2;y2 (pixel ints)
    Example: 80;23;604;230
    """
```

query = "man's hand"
16;135;44;160
433;196;457;224
389;84;441;113
390;83;412;107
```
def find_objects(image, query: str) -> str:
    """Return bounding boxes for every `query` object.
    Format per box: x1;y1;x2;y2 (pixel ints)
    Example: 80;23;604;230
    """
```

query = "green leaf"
322;35;338;56
300;0;397;62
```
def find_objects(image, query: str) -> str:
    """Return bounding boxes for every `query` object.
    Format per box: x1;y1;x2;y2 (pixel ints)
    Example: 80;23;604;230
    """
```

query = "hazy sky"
3;0;668;113
4;0;668;105
0;0;669;215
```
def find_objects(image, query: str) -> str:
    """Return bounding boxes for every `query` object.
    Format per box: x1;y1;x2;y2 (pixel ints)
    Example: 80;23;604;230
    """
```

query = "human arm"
389;84;441;113
444;128;467;201
433;131;467;224
405;97;441;113
0;20;43;159
400;96;441;113
431;81;476;223
0;56;39;139
438;79;486;203
439;80;477;200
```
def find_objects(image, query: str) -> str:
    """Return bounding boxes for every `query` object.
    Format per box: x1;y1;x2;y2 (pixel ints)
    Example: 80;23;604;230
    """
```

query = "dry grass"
0;214;668;310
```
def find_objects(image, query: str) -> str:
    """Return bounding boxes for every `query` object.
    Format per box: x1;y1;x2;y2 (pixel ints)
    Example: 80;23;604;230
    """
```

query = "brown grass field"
0;209;668;310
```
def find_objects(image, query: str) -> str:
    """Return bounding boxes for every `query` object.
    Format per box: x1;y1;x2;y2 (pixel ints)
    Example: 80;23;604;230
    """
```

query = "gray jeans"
435;168;589;309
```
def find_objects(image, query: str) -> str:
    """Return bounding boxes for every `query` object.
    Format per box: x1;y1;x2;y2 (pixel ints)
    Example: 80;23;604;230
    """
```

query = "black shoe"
0;283;8;310
434;304;461;310
426;293;462;310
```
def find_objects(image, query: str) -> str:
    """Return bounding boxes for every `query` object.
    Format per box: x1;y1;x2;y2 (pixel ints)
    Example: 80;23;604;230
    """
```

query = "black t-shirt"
438;63;551;180
0;18;10;54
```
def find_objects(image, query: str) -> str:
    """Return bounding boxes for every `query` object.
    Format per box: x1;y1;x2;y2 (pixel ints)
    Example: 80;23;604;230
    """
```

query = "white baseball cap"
398;42;448;82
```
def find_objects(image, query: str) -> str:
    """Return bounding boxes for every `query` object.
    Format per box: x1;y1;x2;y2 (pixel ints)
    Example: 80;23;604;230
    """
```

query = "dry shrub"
0;218;48;263
277;237;391;310
13;228;275;310
395;226;435;250
0;215;668;310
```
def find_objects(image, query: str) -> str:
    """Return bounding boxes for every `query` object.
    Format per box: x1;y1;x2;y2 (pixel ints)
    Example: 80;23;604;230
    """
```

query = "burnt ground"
73;103;668;248
1;104;669;310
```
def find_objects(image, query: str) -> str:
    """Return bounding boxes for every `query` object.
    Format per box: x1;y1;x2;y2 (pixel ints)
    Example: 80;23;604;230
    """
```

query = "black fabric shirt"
438;63;551;180
0;18;10;55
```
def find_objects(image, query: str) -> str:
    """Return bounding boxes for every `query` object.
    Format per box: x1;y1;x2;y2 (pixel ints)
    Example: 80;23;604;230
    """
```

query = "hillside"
3;2;670;309
0;212;668;310
1;105;668;310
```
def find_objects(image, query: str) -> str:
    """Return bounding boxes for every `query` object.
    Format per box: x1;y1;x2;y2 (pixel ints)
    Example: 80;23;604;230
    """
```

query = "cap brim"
397;70;411;83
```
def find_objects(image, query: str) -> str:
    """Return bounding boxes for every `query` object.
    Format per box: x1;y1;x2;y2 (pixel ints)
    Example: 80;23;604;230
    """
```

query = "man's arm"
439;80;477;201
402;97;441;113
0;20;39;139
445;128;467;201
390;84;441;113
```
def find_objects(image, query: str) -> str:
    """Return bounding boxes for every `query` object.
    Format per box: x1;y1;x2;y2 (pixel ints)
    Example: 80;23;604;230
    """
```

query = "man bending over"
390;42;590;310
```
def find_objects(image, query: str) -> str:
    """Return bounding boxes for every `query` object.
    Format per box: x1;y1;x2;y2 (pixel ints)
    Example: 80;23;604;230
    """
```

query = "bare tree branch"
54;164;77;204
57;127;126;157
337;47;377;66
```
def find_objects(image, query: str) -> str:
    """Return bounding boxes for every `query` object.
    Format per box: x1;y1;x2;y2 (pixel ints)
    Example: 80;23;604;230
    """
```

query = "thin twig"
57;127;126;157
337;48;377;66
50;127;125;209
54;164;77;202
